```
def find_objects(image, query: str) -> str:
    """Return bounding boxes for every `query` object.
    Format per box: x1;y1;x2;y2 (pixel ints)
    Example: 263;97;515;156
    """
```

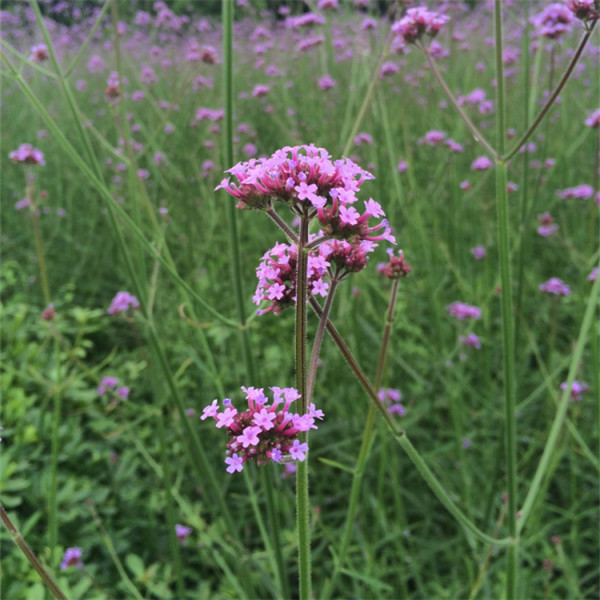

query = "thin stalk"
322;279;400;599
422;45;497;159
267;208;299;243
157;407;184;599
504;21;597;162
0;504;68;600
493;3;518;598
222;0;256;379
308;298;512;548
87;501;145;600
341;31;394;156
296;216;311;600
306;278;339;406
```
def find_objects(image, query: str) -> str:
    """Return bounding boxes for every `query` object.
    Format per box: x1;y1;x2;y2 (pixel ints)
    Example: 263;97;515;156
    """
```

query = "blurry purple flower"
107;291;140;314
175;524;192;545
29;44;49;62
242;143;257;157
458;89;486;105
471;246;486;260
471;156;493;171
567;0;600;22
445;139;463;153
422;130;446;146
588;267;598;281
15;198;31;211
397;160;408;173
557;184;594;199
60;547;83;570
318;74;336;90
460;180;471;190
531;3;574;38
447;302;482;320
391;7;450;46
585;108;600;128
462;438;472;449
97;376;119;395
252;84;270;98
9;143;45;166
459;333;481;349
379;62;399;78
560;380;589;401
75;80;86;91
116;387;130;400
137;169;150;180
539;278;570;296
354;132;373;146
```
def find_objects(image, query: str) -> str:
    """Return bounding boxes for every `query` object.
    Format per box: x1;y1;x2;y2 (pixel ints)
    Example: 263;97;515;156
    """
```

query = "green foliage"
1;2;598;599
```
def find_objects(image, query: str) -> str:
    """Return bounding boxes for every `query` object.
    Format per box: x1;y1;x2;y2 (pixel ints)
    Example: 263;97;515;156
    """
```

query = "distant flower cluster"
9;143;45;166
530;3;574;38
107;291;140;314
60;547;83;570
378;388;406;416
391;7;450;47
539;277;570;296
447;302;482;320
202;387;324;473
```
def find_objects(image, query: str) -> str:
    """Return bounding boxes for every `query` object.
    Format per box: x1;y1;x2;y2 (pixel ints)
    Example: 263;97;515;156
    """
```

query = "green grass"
1;1;598;599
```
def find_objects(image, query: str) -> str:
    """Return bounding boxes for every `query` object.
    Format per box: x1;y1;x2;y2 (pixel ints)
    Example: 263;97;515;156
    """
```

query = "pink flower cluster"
447;302;482;320
540;278;570;296
107;291;140;314
557;184;594;200
216;144;395;245
391;7;450;46
560;380;589;401
530;3;574;38
378;388;406;416
202;387;324;473
566;0;600;23
9;143;45;166
254;237;379;315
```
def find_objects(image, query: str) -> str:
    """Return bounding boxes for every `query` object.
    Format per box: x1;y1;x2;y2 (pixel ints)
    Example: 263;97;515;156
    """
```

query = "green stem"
308;298;512;547
504;21;597;162
517;273;600;532
295;216;311;600
306;278;339;406
341;32;393;156
322;279;400;599
422;45;497;159
493;3;518;597
0;504;68;600
87;501;145;600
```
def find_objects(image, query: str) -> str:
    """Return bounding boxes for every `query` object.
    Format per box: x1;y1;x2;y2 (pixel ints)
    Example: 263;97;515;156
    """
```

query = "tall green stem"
296;216;311;600
322;279;400;599
493;3;519;598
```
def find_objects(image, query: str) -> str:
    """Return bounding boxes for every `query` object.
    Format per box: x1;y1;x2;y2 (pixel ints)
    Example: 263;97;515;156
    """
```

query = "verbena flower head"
566;0;600;24
202;387;324;473
560;380;589;401
254;237;377;315
459;333;481;349
29;43;49;62
447;302;482;320
216;145;395;245
585;108;600;128
107;291;140;314
557;184;594;199
537;212;559;236
471;156;493;171
531;3;574;38
391;6;450;46
380;249;411;279
378;388;406;415
60;547;83;570
540;277;570;296
9;143;45;166
175;524;192;545
471;246;486;260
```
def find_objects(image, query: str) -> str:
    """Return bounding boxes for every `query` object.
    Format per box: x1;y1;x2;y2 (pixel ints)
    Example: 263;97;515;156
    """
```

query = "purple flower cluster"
560;380;589;401
202;387;324;473
97;376;130;400
216;144;395;245
447;302;482;320
391;7;450;46
9;143;45;166
537;212;559;237
60;547;83;570
378;388;406;416
107;291;140;314
530;3;574;38
539;278;571;296
459;333;481;349
175;524;192;545
557;184;594;200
